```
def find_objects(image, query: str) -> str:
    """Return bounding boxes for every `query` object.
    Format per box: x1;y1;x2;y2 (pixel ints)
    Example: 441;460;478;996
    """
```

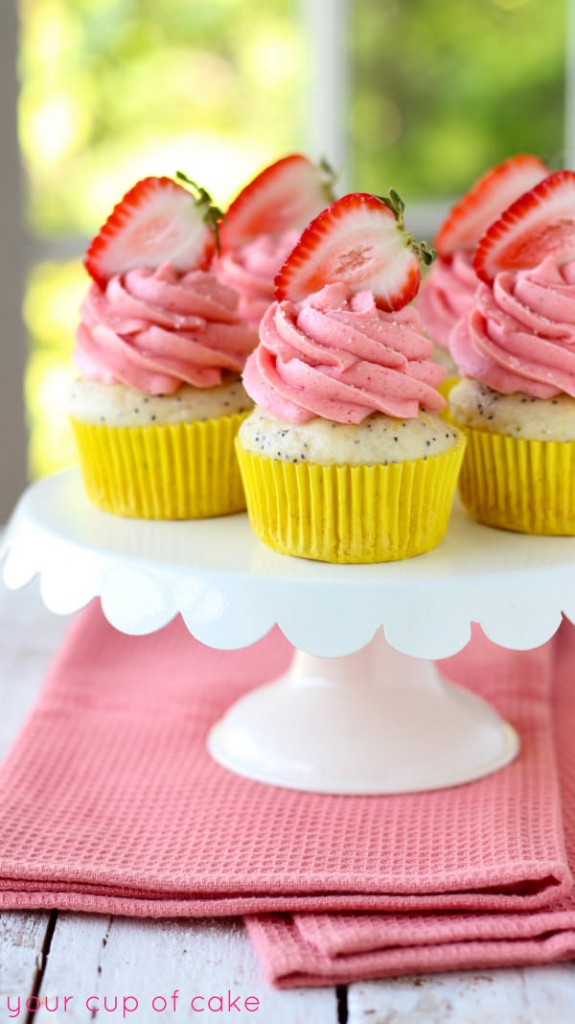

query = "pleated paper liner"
454;424;575;535
236;432;466;564
437;375;460;402
437;377;460;429
71;411;249;519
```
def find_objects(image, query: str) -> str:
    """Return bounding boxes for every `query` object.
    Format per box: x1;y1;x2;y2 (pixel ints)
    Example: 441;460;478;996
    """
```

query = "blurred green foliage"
19;0;305;239
23;261;87;476
19;0;305;475
18;0;565;476
350;0;565;199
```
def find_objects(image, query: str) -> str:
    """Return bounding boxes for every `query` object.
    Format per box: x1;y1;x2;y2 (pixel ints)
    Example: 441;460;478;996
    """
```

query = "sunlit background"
15;0;566;480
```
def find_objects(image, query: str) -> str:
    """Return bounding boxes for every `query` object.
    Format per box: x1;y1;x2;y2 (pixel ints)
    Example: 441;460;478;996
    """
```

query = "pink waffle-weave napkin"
249;621;575;986
0;602;572;985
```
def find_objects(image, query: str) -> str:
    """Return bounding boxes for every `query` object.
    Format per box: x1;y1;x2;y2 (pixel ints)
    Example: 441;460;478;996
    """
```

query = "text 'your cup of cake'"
235;189;467;563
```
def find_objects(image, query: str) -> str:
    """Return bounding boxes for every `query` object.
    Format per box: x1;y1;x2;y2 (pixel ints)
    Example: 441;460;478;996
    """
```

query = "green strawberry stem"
379;188;436;267
319;156;338;203
175;170;224;252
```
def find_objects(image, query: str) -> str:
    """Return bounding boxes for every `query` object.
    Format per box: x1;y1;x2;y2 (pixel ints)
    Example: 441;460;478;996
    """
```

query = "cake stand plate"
2;469;575;793
207;633;519;793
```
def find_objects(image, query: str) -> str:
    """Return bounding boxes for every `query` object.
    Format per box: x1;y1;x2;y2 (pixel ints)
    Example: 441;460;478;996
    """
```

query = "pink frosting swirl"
450;257;575;398
242;283;446;423
74;263;258;395
417;251;479;349
214;230;299;329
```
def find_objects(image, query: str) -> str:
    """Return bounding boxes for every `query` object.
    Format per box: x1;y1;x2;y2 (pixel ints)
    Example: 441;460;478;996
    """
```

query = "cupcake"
70;174;257;519
449;169;575;535
236;190;466;563
418;154;549;387
214;154;335;329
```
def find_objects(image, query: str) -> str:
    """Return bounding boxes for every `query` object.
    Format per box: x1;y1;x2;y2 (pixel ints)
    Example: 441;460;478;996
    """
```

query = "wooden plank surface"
347;964;575;1024
33;915;338;1023
0;581;71;758
0;912;53;1004
2;576;575;1022
0;587;338;1020
0;582;64;1006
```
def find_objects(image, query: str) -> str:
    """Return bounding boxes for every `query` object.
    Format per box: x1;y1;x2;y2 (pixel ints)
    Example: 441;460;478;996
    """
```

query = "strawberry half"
435;154;549;257
275;191;433;311
474;170;575;284
84;175;219;287
218;154;335;252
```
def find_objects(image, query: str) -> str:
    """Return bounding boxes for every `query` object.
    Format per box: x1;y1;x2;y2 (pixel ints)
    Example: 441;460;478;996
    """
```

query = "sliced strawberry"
219;154;335;252
84;176;218;287
435;154;549;257
474;170;575;284
275;191;431;311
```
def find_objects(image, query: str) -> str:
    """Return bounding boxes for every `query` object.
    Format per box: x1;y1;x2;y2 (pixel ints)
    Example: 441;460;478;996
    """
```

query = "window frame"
1;1;27;522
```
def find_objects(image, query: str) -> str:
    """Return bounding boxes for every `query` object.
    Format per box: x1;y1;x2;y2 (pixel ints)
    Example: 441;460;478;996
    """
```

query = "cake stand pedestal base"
208;629;519;794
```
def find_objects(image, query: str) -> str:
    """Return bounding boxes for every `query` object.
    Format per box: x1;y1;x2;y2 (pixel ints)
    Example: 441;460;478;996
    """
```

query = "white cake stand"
3;469;575;794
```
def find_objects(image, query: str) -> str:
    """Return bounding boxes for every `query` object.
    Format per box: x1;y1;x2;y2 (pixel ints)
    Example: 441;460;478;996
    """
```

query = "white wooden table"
2;578;575;1022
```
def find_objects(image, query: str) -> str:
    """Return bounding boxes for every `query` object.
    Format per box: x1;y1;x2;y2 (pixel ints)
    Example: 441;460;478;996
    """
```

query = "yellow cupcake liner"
453;423;575;535
71;412;249;519
437;375;460;402
235;433;466;563
437;376;460;427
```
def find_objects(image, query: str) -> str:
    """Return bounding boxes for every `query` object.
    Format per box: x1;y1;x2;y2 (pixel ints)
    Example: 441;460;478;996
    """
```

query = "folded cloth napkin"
0;602;572;984
248;621;575;986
